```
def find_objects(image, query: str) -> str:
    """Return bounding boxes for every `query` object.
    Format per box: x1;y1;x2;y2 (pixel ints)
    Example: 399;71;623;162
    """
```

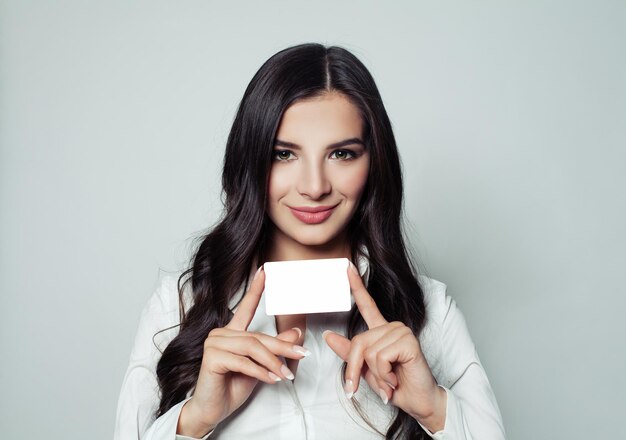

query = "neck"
265;230;351;262
266;229;351;342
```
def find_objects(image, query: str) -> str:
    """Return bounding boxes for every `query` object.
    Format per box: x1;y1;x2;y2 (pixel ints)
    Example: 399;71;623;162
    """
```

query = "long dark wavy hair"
155;43;428;439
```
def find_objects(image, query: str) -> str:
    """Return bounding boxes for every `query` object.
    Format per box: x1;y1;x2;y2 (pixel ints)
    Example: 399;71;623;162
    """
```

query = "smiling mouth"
288;204;338;224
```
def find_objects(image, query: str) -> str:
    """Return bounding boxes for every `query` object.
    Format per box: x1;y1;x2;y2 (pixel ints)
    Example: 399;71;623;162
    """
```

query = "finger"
348;262;387;329
322;330;351;361
375;378;394;405
375;326;417;389
276;327;303;345
362;324;408;387
375;344;400;390
257;327;309;357
207;350;282;385
208;329;311;359
342;326;396;396
323;325;397;361
226;266;265;331
323;330;359;398
217;327;301;343
363;368;394;405
325;325;397;396
343;333;368;397
207;336;295;380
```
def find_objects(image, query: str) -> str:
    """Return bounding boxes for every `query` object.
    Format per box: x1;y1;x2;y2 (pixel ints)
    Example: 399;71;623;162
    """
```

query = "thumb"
323;330;351;361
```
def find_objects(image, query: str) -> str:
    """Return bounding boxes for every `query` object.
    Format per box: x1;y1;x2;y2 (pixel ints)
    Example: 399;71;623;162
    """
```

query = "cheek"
267;168;290;203
336;163;369;198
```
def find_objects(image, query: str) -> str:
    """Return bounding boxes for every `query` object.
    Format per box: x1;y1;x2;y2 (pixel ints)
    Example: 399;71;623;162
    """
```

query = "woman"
115;43;506;439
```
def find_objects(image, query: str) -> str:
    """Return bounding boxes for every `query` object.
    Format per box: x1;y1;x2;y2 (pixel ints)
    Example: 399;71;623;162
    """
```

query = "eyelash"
272;149;358;162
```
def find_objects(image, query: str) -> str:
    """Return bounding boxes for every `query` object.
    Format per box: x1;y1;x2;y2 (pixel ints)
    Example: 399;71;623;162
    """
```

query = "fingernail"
378;388;389;405
349;261;359;275
268;372;281;382
322;330;333;340
253;266;263;280
344;379;354;399
292;345;311;357
280;364;295;380
385;380;396;390
291;327;302;339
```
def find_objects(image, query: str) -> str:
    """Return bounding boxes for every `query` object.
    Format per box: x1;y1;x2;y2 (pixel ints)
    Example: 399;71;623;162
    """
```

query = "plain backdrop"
1;1;625;439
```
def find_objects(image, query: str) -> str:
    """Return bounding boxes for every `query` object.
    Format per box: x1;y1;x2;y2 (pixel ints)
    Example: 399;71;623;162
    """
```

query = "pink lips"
289;204;338;224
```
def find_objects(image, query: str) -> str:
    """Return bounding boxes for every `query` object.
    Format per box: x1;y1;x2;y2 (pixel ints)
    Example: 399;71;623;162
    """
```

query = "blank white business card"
264;258;351;315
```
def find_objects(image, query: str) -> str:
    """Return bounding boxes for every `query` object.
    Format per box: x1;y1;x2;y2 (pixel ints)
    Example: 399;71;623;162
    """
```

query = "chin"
290;228;344;247
293;234;334;247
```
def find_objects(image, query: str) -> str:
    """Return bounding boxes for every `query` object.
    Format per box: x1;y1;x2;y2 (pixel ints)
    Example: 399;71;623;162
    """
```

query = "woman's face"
266;92;370;253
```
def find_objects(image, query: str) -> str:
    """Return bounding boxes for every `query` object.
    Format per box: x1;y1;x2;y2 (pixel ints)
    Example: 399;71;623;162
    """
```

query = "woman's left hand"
323;262;447;431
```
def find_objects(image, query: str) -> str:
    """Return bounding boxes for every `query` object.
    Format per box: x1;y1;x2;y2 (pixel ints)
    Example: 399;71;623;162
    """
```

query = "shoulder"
145;273;181;313
132;271;190;357
417;274;449;323
416;274;479;388
415;275;447;370
142;271;191;324
418;273;464;345
417;274;467;332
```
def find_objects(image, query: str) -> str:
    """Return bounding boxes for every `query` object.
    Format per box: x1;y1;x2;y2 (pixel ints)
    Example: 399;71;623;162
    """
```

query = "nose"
296;160;331;200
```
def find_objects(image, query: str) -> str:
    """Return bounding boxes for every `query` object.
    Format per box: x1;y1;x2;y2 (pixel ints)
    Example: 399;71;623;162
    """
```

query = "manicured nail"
292;345;311;357
344;379;355;399
281;364;295;380
291;327;302;339
268;372;281;382
349;261;359;275
378;388;389;405
253;266;263;280
322;330;333;340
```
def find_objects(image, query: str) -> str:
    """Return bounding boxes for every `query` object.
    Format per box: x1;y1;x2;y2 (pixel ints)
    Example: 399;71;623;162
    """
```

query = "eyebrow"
273;137;365;150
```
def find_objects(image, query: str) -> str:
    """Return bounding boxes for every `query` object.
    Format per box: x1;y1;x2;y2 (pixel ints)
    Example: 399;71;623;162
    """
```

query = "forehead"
276;93;363;140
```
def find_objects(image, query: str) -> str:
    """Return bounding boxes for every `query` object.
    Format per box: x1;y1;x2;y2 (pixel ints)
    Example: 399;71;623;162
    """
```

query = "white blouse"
114;256;506;439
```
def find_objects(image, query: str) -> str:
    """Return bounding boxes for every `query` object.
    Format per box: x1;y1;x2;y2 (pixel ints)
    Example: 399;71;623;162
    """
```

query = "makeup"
288;205;337;224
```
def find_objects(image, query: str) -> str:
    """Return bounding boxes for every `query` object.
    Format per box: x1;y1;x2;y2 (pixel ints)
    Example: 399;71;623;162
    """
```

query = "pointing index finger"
348;262;387;329
226;266;265;331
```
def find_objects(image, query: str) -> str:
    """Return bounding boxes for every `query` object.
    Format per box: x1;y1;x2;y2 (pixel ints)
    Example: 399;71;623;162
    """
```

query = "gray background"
1;1;624;439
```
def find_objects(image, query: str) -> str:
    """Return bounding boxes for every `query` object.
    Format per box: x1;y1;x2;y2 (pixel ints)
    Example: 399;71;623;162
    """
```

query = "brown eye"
273;150;295;161
330;150;356;160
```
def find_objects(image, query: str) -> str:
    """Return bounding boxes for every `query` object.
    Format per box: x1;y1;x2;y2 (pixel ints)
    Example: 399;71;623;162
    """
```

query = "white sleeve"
417;290;506;439
144;397;213;440
114;276;214;440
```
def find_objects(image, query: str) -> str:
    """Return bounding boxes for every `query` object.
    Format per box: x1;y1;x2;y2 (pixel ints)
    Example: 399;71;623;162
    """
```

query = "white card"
263;258;351;315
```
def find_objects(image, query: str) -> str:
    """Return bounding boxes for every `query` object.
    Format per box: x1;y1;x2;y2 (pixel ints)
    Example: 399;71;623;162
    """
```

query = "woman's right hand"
177;266;308;438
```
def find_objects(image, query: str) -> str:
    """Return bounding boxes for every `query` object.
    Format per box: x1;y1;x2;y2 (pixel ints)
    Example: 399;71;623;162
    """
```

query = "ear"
322;330;351;361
